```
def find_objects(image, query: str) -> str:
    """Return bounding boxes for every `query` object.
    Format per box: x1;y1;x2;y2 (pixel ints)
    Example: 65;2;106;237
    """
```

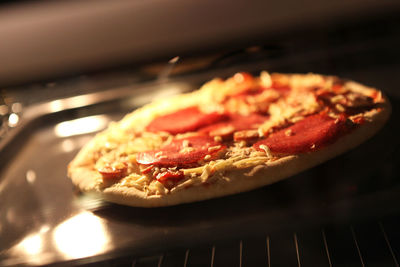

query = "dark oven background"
1;1;400;266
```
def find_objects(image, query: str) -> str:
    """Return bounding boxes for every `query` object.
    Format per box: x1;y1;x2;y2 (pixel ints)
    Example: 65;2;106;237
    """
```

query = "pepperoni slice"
146;107;228;135
231;87;264;98
199;113;268;138
136;135;225;168
156;170;184;183
254;114;351;154
98;163;127;179
271;81;291;93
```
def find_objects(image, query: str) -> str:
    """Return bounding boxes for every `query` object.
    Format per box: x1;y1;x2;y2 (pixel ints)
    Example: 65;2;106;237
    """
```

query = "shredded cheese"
183;166;205;175
153;181;167;195
233;156;270;168
200;164;212;182
182;139;190;148
260;71;272;87
91;72;379;196
285;129;293;136
179;147;195;153
208;145;221;152
259;144;272;158
170;177;203;193
335;104;346;112
331;94;345;103
214;136;222;142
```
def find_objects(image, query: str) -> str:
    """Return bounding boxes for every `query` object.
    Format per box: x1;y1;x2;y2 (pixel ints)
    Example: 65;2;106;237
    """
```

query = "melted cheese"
94;71;380;194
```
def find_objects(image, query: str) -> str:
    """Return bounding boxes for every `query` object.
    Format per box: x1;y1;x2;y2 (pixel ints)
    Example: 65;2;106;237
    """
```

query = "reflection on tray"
54;115;110;138
53;212;111;259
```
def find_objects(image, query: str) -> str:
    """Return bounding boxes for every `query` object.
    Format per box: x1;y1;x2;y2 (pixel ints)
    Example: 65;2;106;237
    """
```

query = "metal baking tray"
0;79;399;266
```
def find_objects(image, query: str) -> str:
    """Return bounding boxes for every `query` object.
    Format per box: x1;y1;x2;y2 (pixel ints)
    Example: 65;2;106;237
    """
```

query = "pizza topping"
208;145;222;152
231;87;265;98
335;104;346;112
155;170;184;189
199;113;269;139
146;106;227;134
259;89;321;135
88;72;386;195
254;113;352;154
350;115;366;124
202;124;236;139
285;129;293;136
260;71;272;88
223;88;280;115
233;72;254;83
98;162;128;179
136;135;226;168
316;89;377;115
204;154;212;160
233;130;260;142
214;135;223;142
258;144;272;158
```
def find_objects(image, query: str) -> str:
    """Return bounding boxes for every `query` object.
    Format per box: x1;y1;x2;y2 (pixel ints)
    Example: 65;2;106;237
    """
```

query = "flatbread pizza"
68;72;390;207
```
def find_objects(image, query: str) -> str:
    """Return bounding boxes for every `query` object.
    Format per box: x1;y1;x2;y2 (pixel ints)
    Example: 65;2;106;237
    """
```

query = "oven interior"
1;3;400;267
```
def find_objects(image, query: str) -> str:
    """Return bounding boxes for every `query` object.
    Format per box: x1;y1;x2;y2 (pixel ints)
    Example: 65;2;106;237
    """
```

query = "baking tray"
0;79;399;266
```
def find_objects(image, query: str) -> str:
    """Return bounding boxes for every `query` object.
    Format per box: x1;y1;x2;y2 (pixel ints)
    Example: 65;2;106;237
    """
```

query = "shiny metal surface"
0;82;194;266
0;81;399;266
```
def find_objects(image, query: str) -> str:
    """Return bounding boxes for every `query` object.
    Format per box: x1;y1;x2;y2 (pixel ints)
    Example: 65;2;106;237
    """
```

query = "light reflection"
26;169;37;184
16;233;43;255
40;225;50;234
157;56;180;83
8;113;19;127
153;85;184;100
168;56;180;64
49;100;63;113
53;212;110;259
54;115;109;137
61;139;76;153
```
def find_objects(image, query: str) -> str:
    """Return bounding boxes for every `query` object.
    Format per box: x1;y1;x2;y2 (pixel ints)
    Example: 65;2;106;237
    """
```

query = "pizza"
68;72;390;207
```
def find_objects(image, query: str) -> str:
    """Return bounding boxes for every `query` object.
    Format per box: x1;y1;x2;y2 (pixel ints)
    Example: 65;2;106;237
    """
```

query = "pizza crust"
68;74;391;207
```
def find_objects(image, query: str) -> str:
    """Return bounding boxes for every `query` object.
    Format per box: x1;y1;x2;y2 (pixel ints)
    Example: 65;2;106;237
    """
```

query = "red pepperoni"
332;83;344;93
231;113;269;128
231;87;264;98
98;163;127;180
156;170;185;189
254;114;351;154
136;135;225;168
146;107;227;135
156;170;184;183
271;81;291;93
200;122;235;138
199;113;268;138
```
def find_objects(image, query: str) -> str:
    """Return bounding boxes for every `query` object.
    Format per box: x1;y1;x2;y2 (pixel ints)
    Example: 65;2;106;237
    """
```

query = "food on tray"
68;71;390;207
